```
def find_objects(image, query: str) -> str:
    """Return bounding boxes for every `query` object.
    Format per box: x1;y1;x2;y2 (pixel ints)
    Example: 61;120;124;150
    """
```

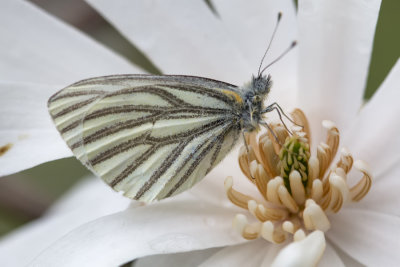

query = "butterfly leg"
263;102;303;127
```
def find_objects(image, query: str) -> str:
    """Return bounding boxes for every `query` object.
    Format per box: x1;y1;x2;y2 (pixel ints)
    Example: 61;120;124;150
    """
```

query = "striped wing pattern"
48;75;242;202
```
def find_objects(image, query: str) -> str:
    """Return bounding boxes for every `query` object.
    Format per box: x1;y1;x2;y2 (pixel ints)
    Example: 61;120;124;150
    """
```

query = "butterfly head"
252;74;272;96
240;75;272;132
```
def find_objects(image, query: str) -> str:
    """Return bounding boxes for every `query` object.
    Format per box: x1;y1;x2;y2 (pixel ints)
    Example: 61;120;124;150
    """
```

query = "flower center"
225;108;372;243
279;135;310;194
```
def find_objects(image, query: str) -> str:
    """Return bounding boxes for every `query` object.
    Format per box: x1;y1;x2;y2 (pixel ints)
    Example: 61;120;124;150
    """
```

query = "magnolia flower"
1;0;399;266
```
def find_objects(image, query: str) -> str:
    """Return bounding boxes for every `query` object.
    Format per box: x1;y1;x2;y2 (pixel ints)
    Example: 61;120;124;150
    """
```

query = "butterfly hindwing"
48;74;242;202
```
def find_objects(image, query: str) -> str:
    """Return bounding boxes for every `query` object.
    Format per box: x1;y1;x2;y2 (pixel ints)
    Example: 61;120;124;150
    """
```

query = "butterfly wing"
48;74;243;202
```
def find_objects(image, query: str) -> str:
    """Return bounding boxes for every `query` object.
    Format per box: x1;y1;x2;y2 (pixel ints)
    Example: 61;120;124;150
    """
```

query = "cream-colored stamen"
233;214;261;240
350;160;372;201
311;179;323;203
278;185;299;213
227;108;372;244
293;229;306;242
261;221;286;243
289;171;306;205
303;199;330;231
266;177;284;205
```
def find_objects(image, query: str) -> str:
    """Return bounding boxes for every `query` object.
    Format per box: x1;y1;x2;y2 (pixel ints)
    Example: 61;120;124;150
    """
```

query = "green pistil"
279;136;310;194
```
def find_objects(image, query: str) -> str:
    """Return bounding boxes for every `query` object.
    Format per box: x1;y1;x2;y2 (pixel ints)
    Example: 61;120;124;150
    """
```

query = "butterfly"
47;13;296;203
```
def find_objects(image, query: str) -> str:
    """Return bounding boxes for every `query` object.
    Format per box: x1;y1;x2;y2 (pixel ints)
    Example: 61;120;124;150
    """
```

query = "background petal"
211;0;298;107
0;0;139;85
342;60;400;216
135;247;221;267
0;0;142;175
327;209;400;266
318;243;345;267
30;194;244;266
271;231;326;267
199;240;271;267
297;0;382;140
86;0;252;84
0;177;130;267
0;82;71;176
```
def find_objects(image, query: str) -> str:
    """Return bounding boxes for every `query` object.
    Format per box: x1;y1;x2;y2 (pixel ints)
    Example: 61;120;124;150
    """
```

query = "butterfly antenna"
257;12;282;77
260;41;297;75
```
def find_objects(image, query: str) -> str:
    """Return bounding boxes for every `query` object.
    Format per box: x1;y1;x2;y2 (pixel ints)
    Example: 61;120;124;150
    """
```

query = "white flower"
1;0;399;266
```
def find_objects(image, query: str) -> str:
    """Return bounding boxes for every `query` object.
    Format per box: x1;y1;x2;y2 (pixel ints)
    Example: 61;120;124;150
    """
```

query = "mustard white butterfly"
48;13;296;202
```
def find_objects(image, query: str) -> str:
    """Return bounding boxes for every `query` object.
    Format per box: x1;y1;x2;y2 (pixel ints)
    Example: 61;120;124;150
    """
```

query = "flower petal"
271;230;326;267
0;177;130;267
0;0;142;175
0;82;71;176
342;60;400;216
0;0;139;85
342;59;400;176
297;0;382;137
199;240;272;267
30;194;244;266
345;158;400;217
319;243;345;267
211;0;298;107
135;247;221;267
86;0;251;84
327;209;400;266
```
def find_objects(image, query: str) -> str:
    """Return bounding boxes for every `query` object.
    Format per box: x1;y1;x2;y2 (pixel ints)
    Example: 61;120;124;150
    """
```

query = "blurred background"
0;0;399;236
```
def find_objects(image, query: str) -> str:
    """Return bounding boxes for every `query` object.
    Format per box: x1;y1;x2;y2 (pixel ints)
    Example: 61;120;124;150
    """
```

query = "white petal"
30;194;244;266
135;247;221;267
0;177;130;267
271;230;326;267
199;240;271;267
47;176;130;215
0;0;140;85
342;60;400;216
211;0;298;107
318;243;345;267
327;209;400;266
345;158;400;217
325;242;365;267
297;0;382;138
0;82;71;176
188;151;262;208
86;0;251;84
342;59;400;177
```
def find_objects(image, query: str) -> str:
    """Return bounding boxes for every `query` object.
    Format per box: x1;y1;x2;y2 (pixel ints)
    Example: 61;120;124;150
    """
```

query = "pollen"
226;108;372;242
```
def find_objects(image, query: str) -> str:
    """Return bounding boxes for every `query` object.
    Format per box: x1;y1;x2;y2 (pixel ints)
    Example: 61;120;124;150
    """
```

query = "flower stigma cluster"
225;108;372;243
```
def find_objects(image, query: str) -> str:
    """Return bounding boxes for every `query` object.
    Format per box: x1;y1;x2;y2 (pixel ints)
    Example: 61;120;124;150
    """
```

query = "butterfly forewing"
48;75;242;202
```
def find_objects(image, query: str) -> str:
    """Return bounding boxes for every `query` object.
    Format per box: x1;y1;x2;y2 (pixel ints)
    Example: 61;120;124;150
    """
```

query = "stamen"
248;200;288;221
289;171;306;205
282;221;295;234
328;172;349;212
250;161;270;196
303;199;331;231
233;214;261;240
261;221;286;243
224;176;253;209
278;185;299;213
293;229;306;241
225;108;372;246
238;146;256;180
268;124;288;154
308;156;320;185
350;160;372;201
290;108;311;146
266;177;284;205
337;147;354;174
311;179;323;203
259;136;280;177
